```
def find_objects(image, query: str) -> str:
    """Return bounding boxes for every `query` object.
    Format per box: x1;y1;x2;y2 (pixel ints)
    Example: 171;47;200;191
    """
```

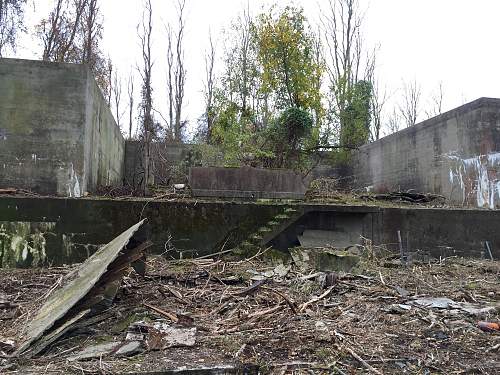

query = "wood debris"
0;251;498;374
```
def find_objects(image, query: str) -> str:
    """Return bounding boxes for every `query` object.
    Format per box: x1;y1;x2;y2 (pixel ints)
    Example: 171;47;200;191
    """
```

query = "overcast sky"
11;0;500;137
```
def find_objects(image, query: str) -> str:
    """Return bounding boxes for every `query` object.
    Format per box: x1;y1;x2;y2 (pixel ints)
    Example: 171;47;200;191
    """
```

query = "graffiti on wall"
446;151;500;209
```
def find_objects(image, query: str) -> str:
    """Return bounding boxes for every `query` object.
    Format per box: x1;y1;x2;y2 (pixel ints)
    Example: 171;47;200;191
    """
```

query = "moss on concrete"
0;221;56;268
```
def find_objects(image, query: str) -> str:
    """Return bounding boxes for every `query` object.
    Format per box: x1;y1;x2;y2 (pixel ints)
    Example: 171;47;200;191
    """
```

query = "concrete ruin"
2;57;500;375
0;58;124;197
353;98;500;208
4;59;500;209
1;58;500;267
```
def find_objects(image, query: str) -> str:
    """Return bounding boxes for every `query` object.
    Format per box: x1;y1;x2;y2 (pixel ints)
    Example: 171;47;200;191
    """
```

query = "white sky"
10;0;500;138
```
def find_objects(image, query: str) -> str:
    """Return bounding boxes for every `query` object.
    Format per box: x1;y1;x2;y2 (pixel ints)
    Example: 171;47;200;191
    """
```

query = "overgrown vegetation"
201;1;377;172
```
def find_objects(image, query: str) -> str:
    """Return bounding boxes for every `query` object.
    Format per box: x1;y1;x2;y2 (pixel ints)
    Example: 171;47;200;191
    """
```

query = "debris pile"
0;246;498;373
305;177;346;202
360;191;446;204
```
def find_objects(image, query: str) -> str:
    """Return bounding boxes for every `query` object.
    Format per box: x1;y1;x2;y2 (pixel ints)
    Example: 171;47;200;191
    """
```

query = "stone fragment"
115;341;143;356
67;342;119;361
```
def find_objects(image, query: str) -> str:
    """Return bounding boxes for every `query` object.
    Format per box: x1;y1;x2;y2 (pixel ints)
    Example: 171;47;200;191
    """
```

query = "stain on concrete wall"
446;151;500;208
353;98;500;208
0;221;56;267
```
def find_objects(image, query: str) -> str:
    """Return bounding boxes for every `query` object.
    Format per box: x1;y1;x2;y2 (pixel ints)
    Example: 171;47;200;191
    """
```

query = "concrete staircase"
234;206;304;255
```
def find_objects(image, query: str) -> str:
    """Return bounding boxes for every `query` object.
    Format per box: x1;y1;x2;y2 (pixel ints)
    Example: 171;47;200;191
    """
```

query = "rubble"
0;251;498;373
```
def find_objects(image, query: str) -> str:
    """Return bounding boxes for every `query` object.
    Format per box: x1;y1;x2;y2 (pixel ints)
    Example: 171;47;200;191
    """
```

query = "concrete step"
249;233;263;243
274;214;290;221
237;241;258;253
258;227;272;234
266;221;279;227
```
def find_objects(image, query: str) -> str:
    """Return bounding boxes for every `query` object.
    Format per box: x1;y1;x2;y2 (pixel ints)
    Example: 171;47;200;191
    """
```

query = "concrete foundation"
0;58;124;196
0;197;498;267
353;98;500;208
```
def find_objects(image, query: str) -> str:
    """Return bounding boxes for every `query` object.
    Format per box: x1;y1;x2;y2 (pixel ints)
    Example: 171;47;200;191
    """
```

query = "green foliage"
266;107;313;169
255;6;323;114
340;80;372;148
209;5;324;171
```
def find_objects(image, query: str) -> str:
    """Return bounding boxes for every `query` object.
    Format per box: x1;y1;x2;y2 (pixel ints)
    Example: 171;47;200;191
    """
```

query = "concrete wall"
84;71;124;188
353;98;500;208
190;166;308;199
0;197;498;267
0;196;283;267
0;58;124;196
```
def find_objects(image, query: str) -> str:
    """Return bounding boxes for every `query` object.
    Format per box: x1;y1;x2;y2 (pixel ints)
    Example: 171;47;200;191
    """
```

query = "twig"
248;304;283;319
343;345;383;375
144;302;179;323
235;247;273;264
262;287;297;314
299;287;334;312
222;279;266;301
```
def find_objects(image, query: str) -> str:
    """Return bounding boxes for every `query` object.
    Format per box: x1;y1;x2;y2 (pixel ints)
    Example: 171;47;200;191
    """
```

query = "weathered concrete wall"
353;98;500;208
0;59;87;196
0;197;283;267
0;197;498;267
378;207;500;259
84;71;124;189
270;204;500;259
190;166;308;199
0;58;124;196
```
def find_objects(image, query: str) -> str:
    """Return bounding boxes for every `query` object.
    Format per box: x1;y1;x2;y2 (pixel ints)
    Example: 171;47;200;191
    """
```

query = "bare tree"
425;81;444;118
39;0;86;62
138;0;154;194
399;79;421;127
166;25;174;139
322;0;375;144
37;0;111;98
112;69;123;129
127;72;135;139
370;77;388;141
105;58;112;104
165;0;187;142
203;31;216;142
0;0;26;57
81;0;99;64
385;107;402;136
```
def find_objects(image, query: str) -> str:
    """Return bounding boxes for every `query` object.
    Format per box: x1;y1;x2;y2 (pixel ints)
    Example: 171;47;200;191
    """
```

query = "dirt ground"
0;251;499;374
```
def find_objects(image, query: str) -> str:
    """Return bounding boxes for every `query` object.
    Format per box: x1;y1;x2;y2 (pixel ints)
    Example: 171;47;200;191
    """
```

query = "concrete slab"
14;219;147;356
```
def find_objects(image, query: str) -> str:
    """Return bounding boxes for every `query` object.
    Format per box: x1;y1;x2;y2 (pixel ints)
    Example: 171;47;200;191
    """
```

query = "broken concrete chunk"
115;341;143;356
67;340;143;361
14;220;151;357
290;247;360;273
273;263;291;278
411;297;455;309
148;322;197;350
126;332;146;341
67;342;120;361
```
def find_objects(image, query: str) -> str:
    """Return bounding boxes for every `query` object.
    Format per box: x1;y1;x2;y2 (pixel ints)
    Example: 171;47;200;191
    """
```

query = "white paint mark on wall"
446;151;500;209
67;163;82;198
